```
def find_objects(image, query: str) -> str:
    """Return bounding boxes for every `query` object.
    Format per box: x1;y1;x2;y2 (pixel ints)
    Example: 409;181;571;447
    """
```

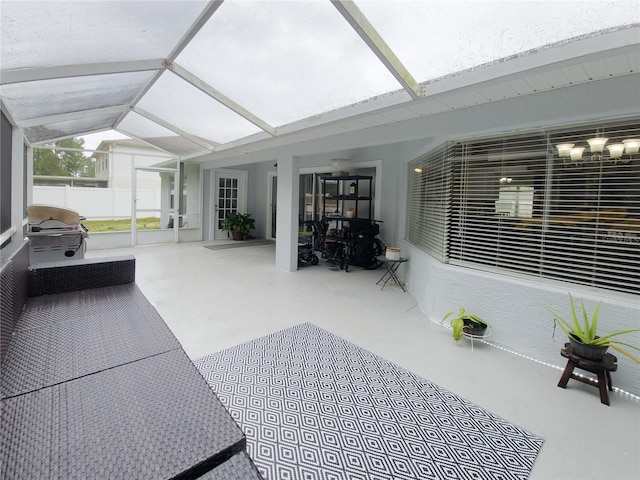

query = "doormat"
204;239;274;250
194;323;544;480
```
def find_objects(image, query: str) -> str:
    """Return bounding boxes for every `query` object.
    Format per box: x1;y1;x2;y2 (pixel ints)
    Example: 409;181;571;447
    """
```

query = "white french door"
212;171;247;239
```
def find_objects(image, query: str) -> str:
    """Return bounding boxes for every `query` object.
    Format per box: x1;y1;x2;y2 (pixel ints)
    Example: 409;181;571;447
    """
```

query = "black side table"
376;256;408;291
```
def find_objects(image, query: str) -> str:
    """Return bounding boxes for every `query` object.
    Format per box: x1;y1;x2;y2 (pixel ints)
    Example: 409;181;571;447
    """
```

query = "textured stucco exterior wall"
401;242;640;396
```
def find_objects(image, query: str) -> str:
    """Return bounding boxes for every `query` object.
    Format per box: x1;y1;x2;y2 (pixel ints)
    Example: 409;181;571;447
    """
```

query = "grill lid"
27;205;81;227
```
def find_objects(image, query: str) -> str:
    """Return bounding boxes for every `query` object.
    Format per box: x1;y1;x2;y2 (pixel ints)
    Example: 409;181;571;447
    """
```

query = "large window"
407;119;640;295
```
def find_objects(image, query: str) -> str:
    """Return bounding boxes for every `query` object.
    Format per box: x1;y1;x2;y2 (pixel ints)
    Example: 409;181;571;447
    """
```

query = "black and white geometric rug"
194;323;544;480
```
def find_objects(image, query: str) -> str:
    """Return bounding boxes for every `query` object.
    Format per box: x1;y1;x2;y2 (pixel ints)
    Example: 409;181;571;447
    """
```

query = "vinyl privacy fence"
33;186;161;220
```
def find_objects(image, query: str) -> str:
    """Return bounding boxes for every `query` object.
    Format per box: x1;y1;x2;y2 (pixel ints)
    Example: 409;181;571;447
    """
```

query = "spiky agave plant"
544;293;640;363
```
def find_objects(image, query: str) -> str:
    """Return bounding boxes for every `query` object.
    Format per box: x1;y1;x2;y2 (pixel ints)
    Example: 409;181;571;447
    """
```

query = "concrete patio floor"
89;241;639;480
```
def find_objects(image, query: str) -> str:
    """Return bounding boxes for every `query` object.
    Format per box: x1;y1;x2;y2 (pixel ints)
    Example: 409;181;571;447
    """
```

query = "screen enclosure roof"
1;0;638;161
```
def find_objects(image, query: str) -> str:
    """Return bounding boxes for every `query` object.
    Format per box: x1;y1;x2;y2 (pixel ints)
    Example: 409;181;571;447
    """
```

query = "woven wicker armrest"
197;451;264;479
0;240;30;363
28;255;135;296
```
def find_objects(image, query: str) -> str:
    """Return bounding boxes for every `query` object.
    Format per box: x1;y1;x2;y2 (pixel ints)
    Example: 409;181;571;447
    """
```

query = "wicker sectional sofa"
0;239;261;479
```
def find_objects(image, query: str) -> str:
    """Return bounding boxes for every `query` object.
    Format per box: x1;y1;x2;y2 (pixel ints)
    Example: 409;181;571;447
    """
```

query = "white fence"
33;185;161;220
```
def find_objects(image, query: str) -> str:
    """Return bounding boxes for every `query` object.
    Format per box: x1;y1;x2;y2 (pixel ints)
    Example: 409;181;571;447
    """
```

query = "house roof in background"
1;1;638;162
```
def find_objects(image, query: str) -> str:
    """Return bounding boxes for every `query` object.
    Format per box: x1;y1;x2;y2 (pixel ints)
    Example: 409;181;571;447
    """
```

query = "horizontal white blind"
406;143;453;262
449;132;549;276
406;119;640;295
543;122;640;293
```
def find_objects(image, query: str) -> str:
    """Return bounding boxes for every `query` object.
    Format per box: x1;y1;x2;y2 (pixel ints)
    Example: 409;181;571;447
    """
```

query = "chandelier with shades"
556;135;640;165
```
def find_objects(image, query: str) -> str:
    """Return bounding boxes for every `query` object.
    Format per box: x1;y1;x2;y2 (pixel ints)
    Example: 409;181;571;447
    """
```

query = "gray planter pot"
462;318;488;337
569;334;609;360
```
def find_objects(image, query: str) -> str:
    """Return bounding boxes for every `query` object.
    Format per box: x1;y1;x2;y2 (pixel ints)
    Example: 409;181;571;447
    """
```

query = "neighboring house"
93;139;171;190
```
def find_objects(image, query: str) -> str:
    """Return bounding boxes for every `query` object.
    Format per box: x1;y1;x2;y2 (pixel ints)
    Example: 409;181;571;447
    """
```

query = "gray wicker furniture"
1;239;262;479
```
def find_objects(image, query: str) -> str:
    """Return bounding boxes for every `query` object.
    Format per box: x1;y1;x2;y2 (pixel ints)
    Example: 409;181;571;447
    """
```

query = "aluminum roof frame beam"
133;106;217;152
332;0;420;100
113;0;226;142
18;105;131;129
0;59;165;86
168;61;277;137
166;0;225;62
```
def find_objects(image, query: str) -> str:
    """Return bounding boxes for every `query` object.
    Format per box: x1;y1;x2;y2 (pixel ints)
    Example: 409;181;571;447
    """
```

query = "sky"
81;130;132;152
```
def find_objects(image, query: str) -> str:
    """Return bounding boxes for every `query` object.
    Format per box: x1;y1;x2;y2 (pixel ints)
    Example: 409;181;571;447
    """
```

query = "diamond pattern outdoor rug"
194;323;544;480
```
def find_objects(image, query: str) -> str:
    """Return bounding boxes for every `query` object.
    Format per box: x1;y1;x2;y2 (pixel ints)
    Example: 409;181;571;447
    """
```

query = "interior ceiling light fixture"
556;135;640;165
331;158;351;175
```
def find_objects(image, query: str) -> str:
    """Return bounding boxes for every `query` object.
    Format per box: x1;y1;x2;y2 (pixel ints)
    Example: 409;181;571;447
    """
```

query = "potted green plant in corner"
221;212;255;241
543;293;640;363
441;308;489;341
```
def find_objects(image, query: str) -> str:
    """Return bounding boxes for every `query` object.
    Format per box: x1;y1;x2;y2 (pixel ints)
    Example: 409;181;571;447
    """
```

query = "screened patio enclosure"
2;2;640;395
3;0;638;251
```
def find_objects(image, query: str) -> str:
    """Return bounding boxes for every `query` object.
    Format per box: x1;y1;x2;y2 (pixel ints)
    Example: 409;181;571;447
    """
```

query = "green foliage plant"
543;293;640;363
220;212;255;237
33;138;94;177
440;308;488;341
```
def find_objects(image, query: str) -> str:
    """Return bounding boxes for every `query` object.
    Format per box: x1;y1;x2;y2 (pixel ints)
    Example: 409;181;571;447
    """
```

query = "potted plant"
221;212;255;240
441;308;488;341
543;293;640;363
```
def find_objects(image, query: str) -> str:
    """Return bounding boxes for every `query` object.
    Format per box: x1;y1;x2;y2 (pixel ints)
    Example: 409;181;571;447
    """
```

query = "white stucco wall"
401;243;640;396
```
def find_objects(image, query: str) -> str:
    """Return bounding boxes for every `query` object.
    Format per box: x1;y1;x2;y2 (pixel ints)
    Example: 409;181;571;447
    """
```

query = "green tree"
34;138;94;177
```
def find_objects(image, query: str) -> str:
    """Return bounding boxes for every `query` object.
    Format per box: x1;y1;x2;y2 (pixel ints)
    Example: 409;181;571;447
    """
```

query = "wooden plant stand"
558;343;618;406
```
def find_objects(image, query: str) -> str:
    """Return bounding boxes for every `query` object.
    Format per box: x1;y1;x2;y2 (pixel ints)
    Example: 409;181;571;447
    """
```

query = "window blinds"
407;143;453;263
406;119;640;295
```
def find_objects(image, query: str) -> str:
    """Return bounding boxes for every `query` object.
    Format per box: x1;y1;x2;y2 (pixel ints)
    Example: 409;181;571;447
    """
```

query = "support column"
275;155;299;272
25;145;33;208
11;127;25;242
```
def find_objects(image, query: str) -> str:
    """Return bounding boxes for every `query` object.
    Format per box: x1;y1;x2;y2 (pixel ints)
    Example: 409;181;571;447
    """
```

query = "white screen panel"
137;72;262;144
118;111;205;157
177;0;401;127
357;0;638;83
2;72;155;122
0;1;208;70
143;136;208;158
26;114;120;144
